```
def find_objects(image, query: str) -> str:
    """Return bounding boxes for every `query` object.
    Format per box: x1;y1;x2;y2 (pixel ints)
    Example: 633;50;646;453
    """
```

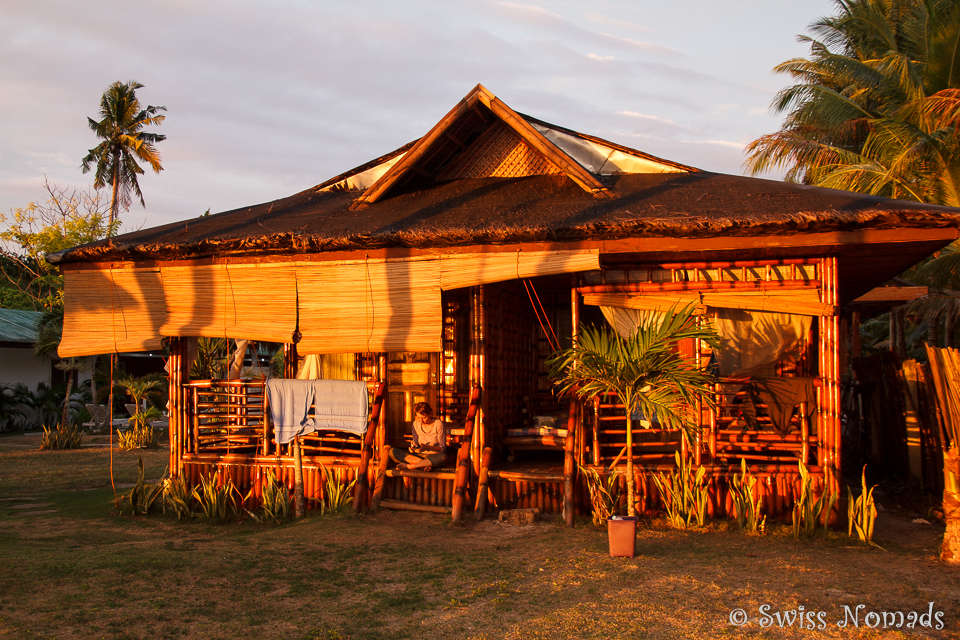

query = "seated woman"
387;402;447;471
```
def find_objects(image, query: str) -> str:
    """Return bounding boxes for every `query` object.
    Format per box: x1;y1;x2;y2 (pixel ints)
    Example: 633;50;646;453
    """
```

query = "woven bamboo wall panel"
159;264;297;342
437;123;563;181
441;250;599;291
296;260;441;354
60;268;165;357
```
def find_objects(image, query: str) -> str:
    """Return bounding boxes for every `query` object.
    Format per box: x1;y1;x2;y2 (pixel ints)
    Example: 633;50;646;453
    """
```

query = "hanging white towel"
266;379;369;444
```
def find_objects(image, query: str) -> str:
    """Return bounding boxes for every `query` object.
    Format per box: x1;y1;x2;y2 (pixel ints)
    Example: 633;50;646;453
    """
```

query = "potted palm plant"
548;304;719;555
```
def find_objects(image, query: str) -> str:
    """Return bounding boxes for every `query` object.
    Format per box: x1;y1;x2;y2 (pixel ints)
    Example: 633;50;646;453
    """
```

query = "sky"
1;0;838;233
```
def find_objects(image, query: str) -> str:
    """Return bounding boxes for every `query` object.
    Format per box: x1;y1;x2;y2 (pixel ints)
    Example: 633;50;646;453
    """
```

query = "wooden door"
385;352;438;445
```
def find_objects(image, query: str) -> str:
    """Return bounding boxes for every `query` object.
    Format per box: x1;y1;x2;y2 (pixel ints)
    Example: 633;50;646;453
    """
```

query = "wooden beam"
851;286;929;304
378;499;452;514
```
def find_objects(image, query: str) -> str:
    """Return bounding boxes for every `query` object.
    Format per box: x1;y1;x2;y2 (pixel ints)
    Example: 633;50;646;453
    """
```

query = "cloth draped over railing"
265;378;369;445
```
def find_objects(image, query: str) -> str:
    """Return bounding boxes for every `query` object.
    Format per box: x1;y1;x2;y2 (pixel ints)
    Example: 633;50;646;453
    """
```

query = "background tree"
548;306;719;517
745;0;960;561
744;0;960;205
0;179;113;311
81;81;166;231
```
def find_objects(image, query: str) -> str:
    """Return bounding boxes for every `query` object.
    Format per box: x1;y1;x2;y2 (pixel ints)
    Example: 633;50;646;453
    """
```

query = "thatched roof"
50;171;960;264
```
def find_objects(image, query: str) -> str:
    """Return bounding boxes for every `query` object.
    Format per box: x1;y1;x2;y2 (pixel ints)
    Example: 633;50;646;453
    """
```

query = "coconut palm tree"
81;81;166;231
744;0;960;206
547;305;720;517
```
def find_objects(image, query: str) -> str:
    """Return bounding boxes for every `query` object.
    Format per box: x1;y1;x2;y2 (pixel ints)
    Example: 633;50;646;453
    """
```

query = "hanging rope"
523;279;560;352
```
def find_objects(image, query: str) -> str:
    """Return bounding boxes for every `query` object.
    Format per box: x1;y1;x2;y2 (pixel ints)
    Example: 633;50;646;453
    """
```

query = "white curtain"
599;306;665;338
713;309;811;377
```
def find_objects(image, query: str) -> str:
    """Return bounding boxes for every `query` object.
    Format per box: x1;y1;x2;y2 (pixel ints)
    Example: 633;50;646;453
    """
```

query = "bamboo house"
51;84;960;523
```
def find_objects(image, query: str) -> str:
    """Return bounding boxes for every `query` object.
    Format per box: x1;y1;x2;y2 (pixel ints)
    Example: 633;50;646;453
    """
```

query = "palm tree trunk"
88;355;98;406
108;149;120;233
928;311;941;347
61;370;73;428
625;411;635;517
946;310;956;349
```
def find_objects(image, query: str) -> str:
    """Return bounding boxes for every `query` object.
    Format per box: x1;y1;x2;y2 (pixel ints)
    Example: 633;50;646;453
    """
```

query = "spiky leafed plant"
745;0;960;205
548;304;720;517
81;81;166;231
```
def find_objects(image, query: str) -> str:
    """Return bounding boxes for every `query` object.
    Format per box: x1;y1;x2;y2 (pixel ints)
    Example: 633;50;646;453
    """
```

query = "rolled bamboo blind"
296;260;441;354
440;249;599;290
63;249;600;357
159;263;298;342
59;268;166;357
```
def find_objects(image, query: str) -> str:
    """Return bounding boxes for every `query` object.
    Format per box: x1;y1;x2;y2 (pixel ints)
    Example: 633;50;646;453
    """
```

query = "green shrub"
117;407;162;450
847;464;881;548
729;458;766;534
193;471;241;523
164;475;193;520
118;457;165;516
246;468;292;524
39;422;83;450
580;464;623;525
318;464;356;515
653;451;710;529
792;460;836;538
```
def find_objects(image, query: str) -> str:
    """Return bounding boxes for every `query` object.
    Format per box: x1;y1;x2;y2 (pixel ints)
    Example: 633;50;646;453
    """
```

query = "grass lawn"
1;432;958;639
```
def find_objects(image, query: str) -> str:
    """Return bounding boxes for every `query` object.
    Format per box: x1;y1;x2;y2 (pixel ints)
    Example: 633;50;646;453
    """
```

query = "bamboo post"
167;337;182;476
452;439;471;521
262;388;271;456
475;447;493;520
293;437;305;518
192;386;200;453
284;343;298;379
592;396;601;466
371;445;390;509
563;401;577;527
354;383;384;512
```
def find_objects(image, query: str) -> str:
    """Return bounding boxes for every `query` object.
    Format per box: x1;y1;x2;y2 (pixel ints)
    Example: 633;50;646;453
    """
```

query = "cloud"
496;2;679;56
616;111;676;125
587;53;616;61
681;139;746;150
583;11;653;34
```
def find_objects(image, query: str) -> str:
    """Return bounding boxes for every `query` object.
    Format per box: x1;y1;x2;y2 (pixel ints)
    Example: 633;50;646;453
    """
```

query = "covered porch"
152;253;844;524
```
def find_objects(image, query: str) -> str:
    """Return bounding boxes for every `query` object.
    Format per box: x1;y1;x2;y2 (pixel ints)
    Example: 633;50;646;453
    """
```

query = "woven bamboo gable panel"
159;263;298;342
295;260;442;354
60;268;165;357
436;122;563;181
441;250;599;291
